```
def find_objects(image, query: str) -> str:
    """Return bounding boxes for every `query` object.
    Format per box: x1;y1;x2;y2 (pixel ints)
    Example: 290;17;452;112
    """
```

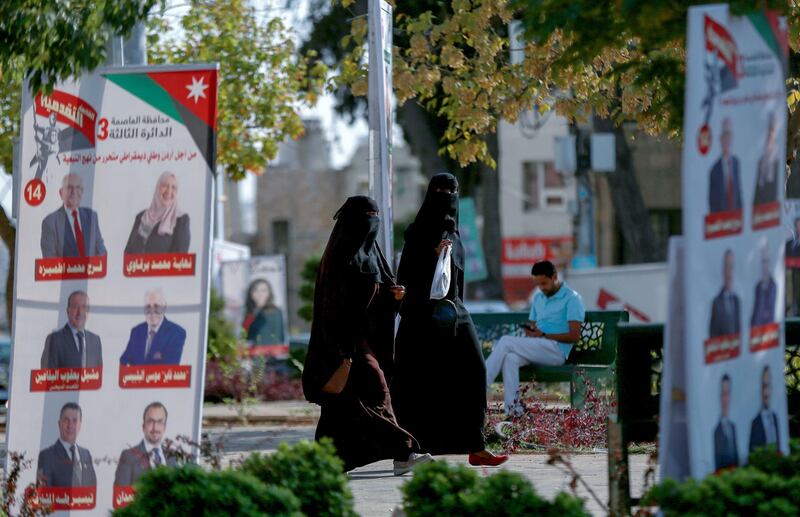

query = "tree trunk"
396;102;448;178
474;132;504;298
595;117;660;263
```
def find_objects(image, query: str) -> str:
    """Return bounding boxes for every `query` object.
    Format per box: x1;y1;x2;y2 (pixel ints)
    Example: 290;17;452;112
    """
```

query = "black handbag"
430;298;458;335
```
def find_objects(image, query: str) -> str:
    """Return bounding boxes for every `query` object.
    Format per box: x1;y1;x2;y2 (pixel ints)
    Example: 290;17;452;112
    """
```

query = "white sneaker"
393;452;434;476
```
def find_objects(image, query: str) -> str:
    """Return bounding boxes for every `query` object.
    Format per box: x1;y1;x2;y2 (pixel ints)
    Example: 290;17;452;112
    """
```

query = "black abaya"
302;196;416;471
391;174;487;454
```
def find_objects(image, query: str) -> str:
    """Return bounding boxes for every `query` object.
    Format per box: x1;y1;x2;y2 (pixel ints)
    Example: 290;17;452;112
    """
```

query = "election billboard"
7;64;218;512
220;255;289;358
681;5;788;478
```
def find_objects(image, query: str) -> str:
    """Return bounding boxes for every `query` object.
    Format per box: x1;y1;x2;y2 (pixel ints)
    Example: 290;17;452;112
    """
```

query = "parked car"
463;299;512;314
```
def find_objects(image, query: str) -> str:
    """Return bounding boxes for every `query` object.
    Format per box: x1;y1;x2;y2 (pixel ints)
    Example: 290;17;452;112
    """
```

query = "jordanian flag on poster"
9;64;217;514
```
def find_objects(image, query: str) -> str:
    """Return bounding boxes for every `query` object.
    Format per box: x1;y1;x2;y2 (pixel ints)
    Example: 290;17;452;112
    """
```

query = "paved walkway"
0;403;653;516
206;423;654;517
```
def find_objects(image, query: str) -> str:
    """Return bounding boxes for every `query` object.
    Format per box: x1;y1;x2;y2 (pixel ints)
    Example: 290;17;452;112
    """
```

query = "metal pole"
367;0;394;265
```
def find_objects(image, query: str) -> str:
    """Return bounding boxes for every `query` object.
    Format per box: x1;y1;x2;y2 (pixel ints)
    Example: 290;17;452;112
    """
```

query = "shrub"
240;438;356;517
643;439;800;516
297;255;320;323
204;360;303;403
114;465;301;517
642;468;800;516
207;287;239;363
747;441;800;477
400;461;589;517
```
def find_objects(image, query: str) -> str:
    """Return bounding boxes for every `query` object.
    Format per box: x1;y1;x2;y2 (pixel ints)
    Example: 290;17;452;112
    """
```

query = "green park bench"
472;310;630;408
607;318;800;516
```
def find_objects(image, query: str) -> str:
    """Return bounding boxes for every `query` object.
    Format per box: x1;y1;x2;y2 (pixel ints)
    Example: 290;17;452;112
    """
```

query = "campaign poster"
458;197;488;283
682;6;788;478
220;255;289;357
8;64;217;513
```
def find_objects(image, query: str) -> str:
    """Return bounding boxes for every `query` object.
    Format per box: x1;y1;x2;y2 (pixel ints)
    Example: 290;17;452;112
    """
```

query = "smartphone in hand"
518;322;535;332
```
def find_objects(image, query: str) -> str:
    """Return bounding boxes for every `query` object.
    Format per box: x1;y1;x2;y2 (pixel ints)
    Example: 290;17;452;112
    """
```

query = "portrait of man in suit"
749;365;780;453
709;249;740;338
708;117;743;214
40;290;102;369
751;246;777;327
114;402;177;486
714;374;739;470
37;402;97;487
753;112;780;207
120;289;186;365
40;173;106;258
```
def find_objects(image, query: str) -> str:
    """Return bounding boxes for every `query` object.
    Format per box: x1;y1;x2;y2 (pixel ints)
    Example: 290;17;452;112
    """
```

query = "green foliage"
643;468;800;517
401;461;588;517
328;0;799;168
147;0;327;180
0;0;154;174
207;287;239;363
512;0;791;137
240;438;357;517
644;439;800;516
748;441;800;477
0;0;156;93
114;464;302;517
297;255;321;323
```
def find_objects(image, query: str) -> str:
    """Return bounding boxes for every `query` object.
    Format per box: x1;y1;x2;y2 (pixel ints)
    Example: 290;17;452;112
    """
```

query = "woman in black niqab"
302;196;433;473
391;174;508;465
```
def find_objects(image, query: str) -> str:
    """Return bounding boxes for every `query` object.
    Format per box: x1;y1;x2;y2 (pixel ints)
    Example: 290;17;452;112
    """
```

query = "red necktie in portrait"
72;209;86;257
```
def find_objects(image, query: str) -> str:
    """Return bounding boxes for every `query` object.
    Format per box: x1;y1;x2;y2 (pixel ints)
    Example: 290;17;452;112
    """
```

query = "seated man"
485;260;585;416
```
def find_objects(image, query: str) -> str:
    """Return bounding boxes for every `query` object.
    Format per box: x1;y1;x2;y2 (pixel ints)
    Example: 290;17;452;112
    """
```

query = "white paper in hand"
430;245;452;299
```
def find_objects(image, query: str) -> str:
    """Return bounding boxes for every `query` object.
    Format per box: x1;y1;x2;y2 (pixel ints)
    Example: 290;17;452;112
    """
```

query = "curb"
202;414;318;426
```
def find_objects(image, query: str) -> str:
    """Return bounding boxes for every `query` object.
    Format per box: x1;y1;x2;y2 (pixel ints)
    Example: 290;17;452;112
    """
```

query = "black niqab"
326;195;392;283
406;172;465;270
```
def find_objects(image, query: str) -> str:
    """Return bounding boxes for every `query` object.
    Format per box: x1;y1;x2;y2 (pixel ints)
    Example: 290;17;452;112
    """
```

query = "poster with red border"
681;6;788;479
7;64;217;513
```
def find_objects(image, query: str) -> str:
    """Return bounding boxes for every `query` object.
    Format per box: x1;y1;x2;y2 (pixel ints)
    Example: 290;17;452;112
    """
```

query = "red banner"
704;334;741;364
35;256;107;281
704;14;740;79
34;91;97;146
501;236;573;265
123;253;196;277
786;256;800;269
119;364;191;388
750;322;780;352
30;367;102;392
112;486;136;509
36;487;97;511
752;202;781;230
704;210;743;239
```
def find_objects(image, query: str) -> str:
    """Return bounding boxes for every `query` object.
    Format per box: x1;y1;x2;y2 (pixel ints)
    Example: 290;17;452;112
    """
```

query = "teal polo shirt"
529;282;586;359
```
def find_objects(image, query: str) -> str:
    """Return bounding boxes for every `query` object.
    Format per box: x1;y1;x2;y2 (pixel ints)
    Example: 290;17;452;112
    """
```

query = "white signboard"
565;263;668;323
220;255;289;357
8;64;218;513
368;0;394;263
682;5;788;478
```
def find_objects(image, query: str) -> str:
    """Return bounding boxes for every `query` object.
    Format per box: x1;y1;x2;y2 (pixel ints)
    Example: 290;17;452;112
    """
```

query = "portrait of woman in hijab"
391;173;508;466
242;278;285;345
302;196;433;475
125;171;190;254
